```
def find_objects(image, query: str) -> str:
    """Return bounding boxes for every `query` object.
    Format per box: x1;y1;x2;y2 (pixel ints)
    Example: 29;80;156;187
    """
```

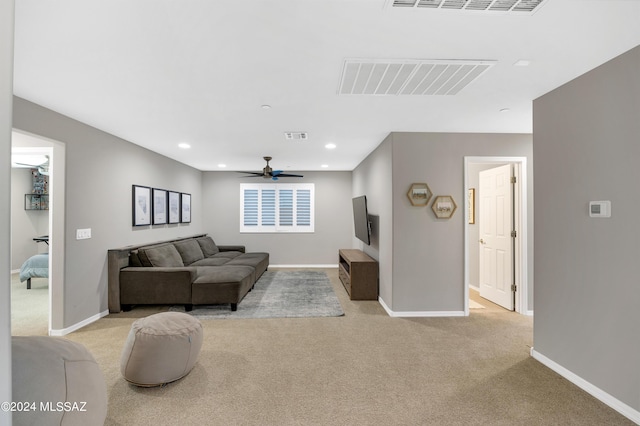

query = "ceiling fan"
238;156;303;181
13;154;50;176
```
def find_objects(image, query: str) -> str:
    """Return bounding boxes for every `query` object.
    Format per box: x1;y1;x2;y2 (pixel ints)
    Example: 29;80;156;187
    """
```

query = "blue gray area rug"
171;270;344;319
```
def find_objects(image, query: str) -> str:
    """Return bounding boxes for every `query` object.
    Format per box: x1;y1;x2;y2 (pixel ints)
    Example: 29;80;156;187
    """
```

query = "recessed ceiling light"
261;105;272;110
325;143;336;149
321;164;329;168
178;143;191;149
500;108;510;113
513;60;530;67
218;164;227;168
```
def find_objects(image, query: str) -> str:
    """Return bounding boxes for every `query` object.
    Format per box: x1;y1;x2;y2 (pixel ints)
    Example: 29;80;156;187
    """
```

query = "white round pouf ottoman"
120;312;203;387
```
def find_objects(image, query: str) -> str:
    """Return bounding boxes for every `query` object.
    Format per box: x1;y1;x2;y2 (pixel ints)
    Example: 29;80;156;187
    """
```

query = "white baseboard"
270;264;338;268
49;310;109;337
11;269;19;274
469;284;480;292
379;297;465;317
531;348;640;424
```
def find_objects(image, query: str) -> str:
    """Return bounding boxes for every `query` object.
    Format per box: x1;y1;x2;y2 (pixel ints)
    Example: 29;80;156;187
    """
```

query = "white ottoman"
120;312;203;387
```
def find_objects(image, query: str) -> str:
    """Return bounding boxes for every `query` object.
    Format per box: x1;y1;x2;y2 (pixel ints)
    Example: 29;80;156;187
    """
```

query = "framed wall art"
152;188;168;225
407;182;432;207
181;193;191;223
132;185;151;226
168;191;180;224
431;195;457;219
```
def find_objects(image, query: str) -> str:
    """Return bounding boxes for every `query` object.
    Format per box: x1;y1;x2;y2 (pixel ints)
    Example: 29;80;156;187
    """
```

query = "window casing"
240;183;314;233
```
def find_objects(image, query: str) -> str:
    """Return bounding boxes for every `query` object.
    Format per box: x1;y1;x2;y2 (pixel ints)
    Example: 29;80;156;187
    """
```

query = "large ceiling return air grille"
338;59;495;96
391;0;546;13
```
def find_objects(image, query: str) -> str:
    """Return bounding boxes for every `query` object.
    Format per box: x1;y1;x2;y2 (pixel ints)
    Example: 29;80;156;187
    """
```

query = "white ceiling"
12;0;640;172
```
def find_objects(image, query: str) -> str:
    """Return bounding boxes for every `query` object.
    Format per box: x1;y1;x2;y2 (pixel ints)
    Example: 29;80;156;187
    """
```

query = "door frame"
464;156;528;316
12;129;66;335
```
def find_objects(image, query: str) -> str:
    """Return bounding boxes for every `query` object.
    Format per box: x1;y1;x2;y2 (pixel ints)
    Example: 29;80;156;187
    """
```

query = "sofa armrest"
218;245;245;253
119;267;198;308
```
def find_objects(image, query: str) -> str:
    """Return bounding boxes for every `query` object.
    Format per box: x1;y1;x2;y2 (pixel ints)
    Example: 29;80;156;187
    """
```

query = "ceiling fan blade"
275;173;304;178
237;171;264;176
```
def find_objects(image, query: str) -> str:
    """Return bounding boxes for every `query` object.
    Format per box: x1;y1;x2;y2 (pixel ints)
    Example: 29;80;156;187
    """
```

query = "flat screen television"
352;195;370;245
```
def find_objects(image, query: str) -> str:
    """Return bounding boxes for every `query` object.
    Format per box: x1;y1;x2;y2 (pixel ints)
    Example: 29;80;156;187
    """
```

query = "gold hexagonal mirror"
407;183;432;206
431;195;457;219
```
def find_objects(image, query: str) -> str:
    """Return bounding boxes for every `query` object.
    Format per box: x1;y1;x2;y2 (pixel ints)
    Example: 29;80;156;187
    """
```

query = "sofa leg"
230;303;237;311
27;278;31;290
185;304;193;312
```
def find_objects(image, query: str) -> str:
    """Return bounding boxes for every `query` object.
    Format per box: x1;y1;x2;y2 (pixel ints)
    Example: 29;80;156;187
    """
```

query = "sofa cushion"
196;236;220;256
191;258;230;267
129;250;143;267
173;239;205;266
143;244;185;267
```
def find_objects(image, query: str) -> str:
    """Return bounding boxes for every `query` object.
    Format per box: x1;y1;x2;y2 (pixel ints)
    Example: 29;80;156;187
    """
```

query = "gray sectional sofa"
107;235;269;312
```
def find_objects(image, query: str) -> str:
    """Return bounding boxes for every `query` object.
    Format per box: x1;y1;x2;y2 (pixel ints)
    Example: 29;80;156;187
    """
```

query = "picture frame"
407;182;433;207
431;195;457;219
152;188;168;225
168;191;181;224
468;188;475;224
132;185;152;226
180;193;191;223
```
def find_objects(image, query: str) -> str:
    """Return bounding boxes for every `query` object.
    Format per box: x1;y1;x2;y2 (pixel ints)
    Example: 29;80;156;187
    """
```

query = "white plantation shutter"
240;183;314;233
243;189;258;227
262;189;276;226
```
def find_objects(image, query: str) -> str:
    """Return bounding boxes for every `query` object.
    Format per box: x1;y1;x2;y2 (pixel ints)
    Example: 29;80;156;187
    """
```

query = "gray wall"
355;132;532;313
352;135;394;306
1;0;14;421
11;168;49;270
13;97;204;330
533;45;640;412
202;171;353;265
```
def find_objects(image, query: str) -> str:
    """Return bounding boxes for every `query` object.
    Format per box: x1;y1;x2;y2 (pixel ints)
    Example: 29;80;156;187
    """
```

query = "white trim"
531;348;640;424
270;264;338;268
13;129;66;336
464;156;528;316
379;297;464;317
49;310;109;336
10;269;19;274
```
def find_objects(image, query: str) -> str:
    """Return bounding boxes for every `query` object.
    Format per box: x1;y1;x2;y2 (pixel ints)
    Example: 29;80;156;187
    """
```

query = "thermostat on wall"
589;201;611;218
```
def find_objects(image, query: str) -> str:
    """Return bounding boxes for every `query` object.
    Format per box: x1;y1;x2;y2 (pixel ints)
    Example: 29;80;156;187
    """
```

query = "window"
240;183;314;233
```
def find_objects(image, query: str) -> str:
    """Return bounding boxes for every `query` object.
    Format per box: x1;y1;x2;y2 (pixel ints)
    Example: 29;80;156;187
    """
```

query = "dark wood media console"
338;249;379;300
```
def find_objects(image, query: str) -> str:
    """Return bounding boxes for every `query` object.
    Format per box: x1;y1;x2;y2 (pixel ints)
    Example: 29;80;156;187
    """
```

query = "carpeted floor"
170;270;344;319
10;269;634;425
10;272;48;336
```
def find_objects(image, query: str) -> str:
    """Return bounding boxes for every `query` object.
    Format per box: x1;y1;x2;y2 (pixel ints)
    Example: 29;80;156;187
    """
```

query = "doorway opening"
11;130;65;335
464;156;530;316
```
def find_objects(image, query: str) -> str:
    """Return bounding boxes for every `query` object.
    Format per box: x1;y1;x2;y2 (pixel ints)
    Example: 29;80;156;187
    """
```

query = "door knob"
479;239;486;244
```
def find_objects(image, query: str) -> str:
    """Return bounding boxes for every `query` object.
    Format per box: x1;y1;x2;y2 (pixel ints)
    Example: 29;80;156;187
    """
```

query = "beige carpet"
10;272;48;336
12;269;634;425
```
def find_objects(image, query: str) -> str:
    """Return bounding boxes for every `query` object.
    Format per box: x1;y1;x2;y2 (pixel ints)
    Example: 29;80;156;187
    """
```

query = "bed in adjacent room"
19;253;49;289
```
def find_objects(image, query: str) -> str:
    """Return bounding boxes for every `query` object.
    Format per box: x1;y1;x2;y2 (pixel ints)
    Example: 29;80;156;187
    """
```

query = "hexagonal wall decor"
407;183;432;206
432;195;457;219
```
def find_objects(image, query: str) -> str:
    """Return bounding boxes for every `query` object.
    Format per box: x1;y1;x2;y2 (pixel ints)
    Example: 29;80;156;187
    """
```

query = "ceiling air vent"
390;0;547;13
338;59;495;96
284;132;308;141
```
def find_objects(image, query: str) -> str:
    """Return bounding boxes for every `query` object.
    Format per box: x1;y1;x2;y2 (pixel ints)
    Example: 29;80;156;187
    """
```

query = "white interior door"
479;164;514;310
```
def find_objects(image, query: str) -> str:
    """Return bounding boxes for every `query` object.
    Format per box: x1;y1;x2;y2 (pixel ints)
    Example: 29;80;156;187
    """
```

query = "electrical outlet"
76;228;91;240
